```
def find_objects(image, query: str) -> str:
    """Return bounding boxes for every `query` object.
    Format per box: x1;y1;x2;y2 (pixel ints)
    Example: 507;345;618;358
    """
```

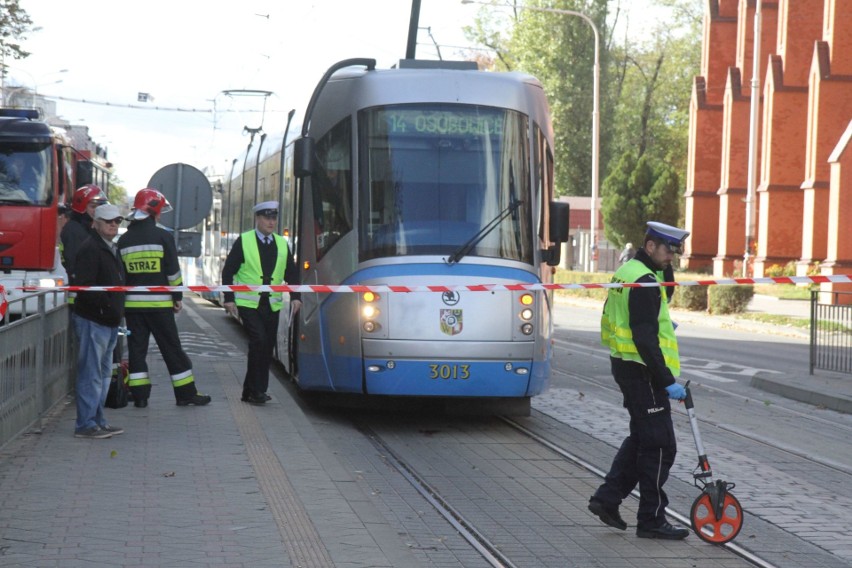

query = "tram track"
354;420;517;568
350;411;777;568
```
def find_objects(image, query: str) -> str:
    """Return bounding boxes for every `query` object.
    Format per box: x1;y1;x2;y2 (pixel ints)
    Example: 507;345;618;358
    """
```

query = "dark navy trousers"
237;302;280;397
593;356;677;529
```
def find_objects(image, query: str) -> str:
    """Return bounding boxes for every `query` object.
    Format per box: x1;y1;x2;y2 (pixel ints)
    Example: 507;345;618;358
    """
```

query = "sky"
11;0;662;198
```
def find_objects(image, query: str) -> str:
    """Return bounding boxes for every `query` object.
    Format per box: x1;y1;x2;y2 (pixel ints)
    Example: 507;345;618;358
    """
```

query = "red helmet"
71;184;107;214
130;188;173;220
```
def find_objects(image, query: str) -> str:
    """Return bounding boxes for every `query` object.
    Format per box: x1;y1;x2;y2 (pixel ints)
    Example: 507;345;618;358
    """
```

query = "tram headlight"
361;291;382;333
521;322;534;335
520;308;534;321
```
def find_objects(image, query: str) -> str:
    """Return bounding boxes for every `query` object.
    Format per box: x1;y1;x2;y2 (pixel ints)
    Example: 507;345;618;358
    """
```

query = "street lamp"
461;0;600;272
744;1;761;277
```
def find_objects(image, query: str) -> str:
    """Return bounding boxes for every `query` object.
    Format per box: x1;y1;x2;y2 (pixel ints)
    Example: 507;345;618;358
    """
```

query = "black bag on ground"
106;360;129;409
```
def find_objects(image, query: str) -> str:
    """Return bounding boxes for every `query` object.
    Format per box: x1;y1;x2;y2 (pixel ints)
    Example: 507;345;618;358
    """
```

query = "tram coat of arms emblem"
440;309;463;336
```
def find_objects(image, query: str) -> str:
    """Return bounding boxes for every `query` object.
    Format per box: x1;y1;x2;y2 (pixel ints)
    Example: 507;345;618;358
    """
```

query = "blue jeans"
72;313;119;431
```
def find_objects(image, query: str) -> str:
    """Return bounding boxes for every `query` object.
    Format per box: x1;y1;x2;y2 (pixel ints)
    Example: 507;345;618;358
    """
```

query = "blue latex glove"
665;382;686;400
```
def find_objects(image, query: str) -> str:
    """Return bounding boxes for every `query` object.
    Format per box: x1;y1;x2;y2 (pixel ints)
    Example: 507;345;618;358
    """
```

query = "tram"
218;58;569;413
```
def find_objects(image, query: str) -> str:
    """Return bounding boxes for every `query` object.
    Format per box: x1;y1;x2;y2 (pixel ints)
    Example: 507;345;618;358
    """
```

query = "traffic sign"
147;163;212;230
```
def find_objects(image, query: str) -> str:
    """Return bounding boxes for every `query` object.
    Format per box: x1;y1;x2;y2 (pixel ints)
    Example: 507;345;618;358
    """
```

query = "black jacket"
626;248;676;391
59;212;96;274
72;235;126;327
117;216;183;311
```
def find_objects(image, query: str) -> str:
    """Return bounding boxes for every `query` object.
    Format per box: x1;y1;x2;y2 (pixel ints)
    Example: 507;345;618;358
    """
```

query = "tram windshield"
359;104;532;264
0;143;52;206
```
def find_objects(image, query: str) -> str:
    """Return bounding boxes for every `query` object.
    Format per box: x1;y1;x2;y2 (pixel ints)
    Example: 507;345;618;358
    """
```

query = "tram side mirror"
549;201;569;242
543;201;569;266
294;137;315;178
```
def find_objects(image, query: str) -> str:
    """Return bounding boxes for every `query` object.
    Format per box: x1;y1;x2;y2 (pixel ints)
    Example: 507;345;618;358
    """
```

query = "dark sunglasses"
100;218;123;225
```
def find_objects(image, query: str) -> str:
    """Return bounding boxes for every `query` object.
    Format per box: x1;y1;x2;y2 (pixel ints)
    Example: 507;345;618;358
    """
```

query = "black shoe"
176;393;212;406
588;498;627;531
263;393;272;401
134;399;148;408
636;521;689;540
241;392;266;404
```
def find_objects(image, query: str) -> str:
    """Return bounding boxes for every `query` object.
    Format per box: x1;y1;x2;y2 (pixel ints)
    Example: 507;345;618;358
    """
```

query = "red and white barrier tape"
11;274;852;294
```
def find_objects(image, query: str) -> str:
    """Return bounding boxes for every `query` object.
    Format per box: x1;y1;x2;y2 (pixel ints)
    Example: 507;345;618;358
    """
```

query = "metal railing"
0;290;75;448
810;290;852;375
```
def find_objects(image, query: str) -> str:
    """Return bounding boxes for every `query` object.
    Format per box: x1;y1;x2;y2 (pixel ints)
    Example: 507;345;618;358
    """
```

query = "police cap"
253;200;279;217
645;221;690;253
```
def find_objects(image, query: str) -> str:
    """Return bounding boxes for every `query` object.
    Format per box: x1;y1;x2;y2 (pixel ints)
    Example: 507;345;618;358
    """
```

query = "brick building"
683;0;852;298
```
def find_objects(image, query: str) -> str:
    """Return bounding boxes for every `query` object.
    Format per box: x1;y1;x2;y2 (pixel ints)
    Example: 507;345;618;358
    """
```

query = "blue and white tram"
224;58;569;413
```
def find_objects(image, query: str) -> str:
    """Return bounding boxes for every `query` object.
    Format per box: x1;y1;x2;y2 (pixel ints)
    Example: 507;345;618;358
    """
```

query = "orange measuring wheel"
683;383;744;544
690;488;744;544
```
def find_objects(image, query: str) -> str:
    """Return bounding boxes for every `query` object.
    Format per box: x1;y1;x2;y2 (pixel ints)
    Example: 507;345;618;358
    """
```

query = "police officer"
117;188;211;408
588;221;690;540
221;201;300;404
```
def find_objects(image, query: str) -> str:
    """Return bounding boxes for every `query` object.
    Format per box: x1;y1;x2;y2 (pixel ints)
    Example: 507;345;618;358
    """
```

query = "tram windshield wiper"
445;195;523;265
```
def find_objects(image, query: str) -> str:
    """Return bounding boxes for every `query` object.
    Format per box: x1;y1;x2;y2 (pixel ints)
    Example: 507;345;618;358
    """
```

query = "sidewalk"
746;293;811;319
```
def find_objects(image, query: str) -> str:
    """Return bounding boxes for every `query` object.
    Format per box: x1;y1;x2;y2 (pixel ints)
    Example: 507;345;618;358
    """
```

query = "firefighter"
117;188;211;408
60;184;108;282
588;221;690;540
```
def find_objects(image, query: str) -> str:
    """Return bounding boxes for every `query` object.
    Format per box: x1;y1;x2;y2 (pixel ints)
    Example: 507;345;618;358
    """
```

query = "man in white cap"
589;221;691;540
221;201;301;404
70;203;126;438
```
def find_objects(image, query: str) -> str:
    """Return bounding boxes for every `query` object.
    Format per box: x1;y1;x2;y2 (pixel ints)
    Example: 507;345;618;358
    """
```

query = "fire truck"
0;108;112;317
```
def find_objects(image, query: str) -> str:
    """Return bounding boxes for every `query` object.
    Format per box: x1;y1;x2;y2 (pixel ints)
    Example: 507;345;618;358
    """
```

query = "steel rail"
355;421;517;568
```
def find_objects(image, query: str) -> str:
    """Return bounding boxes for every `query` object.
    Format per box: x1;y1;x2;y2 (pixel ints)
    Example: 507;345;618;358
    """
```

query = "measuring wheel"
683;383;744;544
689;480;744;544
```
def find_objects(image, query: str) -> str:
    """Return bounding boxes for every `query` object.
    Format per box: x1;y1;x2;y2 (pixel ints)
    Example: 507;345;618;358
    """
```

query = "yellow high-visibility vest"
600;259;680;376
233;231;287;312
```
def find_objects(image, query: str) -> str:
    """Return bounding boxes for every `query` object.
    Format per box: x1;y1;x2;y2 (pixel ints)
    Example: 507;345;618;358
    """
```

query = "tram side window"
311;118;353;260
535;125;554;242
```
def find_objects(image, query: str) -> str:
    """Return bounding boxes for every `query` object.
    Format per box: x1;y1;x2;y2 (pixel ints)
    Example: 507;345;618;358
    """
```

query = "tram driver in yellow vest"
222;201;301;404
588;221;692;541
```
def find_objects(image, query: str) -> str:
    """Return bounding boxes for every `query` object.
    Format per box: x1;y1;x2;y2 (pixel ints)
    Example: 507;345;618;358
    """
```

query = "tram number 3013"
428;364;471;380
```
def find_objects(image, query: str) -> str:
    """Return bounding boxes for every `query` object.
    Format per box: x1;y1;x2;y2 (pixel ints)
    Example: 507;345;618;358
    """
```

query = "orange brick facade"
684;0;852;297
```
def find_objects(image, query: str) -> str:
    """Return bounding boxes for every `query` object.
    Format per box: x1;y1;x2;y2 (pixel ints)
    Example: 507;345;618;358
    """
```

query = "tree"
0;0;36;73
462;2;518;71
607;0;702;176
510;0;610;197
461;0;701;207
465;0;610;197
107;175;128;211
602;151;680;248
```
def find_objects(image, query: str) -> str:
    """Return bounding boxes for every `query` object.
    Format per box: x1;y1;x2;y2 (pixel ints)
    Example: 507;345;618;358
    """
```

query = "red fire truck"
0;108;112;317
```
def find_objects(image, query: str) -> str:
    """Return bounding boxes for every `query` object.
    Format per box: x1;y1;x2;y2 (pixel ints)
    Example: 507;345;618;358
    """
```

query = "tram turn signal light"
520;293;533;306
362;291;378;302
